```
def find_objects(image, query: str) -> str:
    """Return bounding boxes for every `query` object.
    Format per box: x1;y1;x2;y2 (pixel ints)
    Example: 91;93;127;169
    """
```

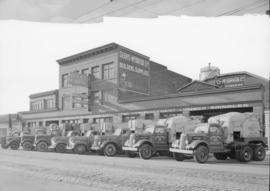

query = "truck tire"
9;142;19;150
138;144;153;160
253;145;266;161
173;153;185;161
127;151;137;158
103;143;117;157
55;143;67;153
238;146;253;162
193;145;209;163
213;153;227;160
74;144;86;155
36;141;48;152
22;141;33;151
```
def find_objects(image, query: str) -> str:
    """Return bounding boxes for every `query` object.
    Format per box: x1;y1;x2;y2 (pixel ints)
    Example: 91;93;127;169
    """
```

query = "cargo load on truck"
208;112;261;144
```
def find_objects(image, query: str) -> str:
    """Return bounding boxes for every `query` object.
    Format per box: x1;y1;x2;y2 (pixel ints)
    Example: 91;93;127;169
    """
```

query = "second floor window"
81;68;89;75
103;63;114;80
62;74;68;88
91;66;100;80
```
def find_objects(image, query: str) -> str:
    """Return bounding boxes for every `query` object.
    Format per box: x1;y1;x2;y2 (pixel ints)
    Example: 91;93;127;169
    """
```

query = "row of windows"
62;63;115;88
31;99;55;111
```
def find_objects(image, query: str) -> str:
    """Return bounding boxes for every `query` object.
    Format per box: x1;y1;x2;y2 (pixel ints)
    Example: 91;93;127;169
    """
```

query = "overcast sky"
0;16;269;114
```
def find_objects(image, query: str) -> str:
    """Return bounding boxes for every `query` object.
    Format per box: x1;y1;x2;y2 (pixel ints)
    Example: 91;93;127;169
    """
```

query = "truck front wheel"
104;143;117;157
173;153;185;161
56;143;67;153
194;145;209;163
138;144;153;160
253;145;266;161
74;144;86;155
239;146;253;162
9;142;19;150
22;141;33;151
36;141;48;152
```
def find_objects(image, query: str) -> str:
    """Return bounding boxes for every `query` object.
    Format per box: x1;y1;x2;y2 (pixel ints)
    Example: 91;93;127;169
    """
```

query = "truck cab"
91;127;131;157
123;124;169;160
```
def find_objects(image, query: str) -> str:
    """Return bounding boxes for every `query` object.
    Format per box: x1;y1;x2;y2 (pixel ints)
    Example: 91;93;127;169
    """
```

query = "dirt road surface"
0;149;269;191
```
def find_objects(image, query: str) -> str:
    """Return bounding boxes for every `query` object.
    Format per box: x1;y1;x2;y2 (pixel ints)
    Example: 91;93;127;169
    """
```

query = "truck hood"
51;136;68;143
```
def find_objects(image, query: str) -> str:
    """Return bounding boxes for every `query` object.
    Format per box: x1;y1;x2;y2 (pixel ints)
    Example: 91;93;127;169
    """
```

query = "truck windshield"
113;128;122;136
144;125;155;134
194;124;209;133
85;131;93;137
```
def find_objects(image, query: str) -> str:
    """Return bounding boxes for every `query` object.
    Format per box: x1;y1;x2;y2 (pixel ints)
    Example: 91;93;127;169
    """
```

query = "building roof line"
119;84;262;103
29;89;58;99
57;42;150;65
177;80;218;91
205;71;269;82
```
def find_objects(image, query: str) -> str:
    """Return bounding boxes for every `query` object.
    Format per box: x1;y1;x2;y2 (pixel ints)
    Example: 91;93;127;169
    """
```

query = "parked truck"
122;116;198;160
49;130;81;153
34;129;61;152
66;130;98;154
91;126;131;157
169;112;268;163
0;131;21;150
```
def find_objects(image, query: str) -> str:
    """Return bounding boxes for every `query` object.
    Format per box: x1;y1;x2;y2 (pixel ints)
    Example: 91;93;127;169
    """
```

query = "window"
92;91;101;104
62;74;69;88
122;115;140;123
159;111;182;119
102;90;116;103
91;66;100;80
46;99;55;109
145;113;154;120
93;117;113;124
102;63;114;80
81;68;89;75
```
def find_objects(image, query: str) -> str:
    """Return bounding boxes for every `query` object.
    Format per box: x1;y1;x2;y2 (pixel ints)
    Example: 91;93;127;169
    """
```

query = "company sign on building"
118;50;150;99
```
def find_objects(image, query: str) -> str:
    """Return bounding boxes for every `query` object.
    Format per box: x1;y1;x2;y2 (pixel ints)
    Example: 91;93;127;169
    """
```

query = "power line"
76;0;149;23
217;0;267;16
75;1;113;23
117;0;161;17
227;2;269;15
161;0;208;15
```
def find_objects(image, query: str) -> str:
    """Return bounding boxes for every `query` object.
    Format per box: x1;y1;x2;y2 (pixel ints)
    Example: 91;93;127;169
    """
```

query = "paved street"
0;149;269;191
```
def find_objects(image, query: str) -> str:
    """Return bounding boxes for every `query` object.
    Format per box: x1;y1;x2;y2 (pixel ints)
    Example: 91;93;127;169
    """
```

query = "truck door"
153;127;168;150
208;125;224;151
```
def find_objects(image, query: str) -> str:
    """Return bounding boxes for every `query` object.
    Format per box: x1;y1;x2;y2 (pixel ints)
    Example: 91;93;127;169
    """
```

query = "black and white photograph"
0;1;269;191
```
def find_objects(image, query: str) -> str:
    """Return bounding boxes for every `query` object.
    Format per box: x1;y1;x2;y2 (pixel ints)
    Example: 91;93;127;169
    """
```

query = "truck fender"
187;140;209;150
36;139;50;146
134;139;153;148
7;140;20;147
100;141;118;150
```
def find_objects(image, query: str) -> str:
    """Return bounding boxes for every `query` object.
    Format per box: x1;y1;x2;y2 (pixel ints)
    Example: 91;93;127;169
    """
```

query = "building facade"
13;43;269;146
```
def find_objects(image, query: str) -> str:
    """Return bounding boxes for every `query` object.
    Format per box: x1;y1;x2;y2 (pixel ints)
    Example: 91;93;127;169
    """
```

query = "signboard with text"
118;50;150;100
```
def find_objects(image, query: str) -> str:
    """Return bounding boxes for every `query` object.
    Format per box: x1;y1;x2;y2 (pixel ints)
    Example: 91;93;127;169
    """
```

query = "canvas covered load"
158;115;200;143
208;112;261;144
